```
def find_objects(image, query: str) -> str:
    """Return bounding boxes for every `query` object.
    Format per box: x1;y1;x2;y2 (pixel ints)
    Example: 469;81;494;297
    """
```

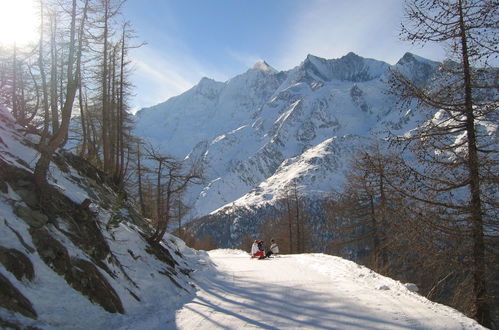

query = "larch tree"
391;0;498;326
34;0;90;196
144;145;203;244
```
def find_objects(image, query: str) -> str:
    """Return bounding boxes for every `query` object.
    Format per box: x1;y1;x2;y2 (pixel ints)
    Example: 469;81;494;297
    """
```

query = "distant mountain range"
134;52;439;227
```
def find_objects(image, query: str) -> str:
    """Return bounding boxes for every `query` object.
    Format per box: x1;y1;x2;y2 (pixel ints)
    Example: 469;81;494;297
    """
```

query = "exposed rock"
0;180;7;194
14;206;49;228
0;316;28;330
15;188;38;208
30;228;124;314
0;158;33;189
69;258;124;314
0;272;37;319
39;185;111;263
30;228;72;276
4;221;36;254
145;239;178;268
405;283;419;292
15;180;32;188
0;246;34;282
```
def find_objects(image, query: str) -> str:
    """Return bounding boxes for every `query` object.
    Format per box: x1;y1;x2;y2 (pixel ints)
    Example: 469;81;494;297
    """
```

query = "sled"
251;251;265;259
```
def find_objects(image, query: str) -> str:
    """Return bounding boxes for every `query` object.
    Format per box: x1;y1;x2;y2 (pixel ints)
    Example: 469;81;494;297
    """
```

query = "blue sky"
123;0;446;111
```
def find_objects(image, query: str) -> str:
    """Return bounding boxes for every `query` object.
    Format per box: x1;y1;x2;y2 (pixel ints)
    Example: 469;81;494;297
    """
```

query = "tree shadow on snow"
175;261;411;329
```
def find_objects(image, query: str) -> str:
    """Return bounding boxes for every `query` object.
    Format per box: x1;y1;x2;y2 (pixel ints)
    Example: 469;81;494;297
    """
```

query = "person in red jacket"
251;240;265;259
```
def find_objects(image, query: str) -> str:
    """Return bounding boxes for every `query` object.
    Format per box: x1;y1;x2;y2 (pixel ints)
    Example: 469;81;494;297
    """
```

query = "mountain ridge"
133;52;438;224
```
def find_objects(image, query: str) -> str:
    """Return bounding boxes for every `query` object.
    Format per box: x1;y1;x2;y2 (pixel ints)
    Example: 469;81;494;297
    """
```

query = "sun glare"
0;0;39;46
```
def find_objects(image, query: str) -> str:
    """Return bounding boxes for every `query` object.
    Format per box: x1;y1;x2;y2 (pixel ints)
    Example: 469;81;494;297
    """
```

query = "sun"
0;0;39;47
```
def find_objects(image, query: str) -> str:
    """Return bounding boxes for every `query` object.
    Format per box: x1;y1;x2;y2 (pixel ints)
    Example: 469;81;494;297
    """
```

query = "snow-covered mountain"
134;52;439;224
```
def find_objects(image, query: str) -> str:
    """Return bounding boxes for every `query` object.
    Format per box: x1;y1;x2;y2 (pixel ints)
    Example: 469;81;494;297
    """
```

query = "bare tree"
34;0;90;196
390;0;498;325
145;145;203;243
272;182;312;254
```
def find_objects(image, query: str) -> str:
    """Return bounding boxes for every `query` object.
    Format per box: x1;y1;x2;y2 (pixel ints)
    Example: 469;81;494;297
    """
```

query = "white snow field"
175;250;484;330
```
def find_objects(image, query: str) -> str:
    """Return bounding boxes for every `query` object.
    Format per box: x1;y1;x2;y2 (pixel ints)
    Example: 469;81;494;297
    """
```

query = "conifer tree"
391;1;498;325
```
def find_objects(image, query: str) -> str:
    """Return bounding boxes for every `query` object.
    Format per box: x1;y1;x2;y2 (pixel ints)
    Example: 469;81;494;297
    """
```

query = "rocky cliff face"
134;52;438;226
0;106;204;329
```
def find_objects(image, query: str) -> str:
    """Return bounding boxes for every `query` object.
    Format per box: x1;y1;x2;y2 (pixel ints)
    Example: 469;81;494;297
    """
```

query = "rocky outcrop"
0;247;34;282
69;258;124;314
31;224;124;314
0;273;37;319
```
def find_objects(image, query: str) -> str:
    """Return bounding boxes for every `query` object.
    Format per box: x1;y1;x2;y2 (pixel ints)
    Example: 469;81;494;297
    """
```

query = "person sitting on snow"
251;240;265;259
266;239;279;258
257;240;264;252
251;240;259;256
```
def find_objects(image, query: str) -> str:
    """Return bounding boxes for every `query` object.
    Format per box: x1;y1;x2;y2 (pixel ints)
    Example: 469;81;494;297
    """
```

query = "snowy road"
175;250;482;329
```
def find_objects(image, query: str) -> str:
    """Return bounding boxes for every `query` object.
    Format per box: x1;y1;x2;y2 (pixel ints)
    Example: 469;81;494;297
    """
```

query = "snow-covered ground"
175;249;484;330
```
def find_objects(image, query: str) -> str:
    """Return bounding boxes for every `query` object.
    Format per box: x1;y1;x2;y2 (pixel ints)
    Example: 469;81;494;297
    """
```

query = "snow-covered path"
175;250;482;329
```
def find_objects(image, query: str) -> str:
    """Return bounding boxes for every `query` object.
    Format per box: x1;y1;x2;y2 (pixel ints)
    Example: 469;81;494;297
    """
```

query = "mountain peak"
196;76;225;89
397;52;438;66
306;54;325;61
395;52;439;85
302;52;389;82
252;60;277;73
198;76;217;84
194;76;224;99
343;51;361;59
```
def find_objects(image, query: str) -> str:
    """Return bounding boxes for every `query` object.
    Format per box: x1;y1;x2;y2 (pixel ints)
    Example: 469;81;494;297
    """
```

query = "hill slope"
0;105;206;329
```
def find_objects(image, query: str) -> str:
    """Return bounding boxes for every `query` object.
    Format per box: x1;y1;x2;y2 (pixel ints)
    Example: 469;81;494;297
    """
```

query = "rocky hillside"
0;106;206;329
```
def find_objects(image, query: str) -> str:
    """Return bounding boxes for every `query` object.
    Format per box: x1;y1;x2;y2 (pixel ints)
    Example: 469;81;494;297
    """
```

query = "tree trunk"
369;194;381;269
34;0;86;198
101;0;111;173
50;14;59;133
137;143;146;215
117;26;126;185
286;197;293;253
457;1;490;326
78;71;88;157
12;43;17;119
38;0;50;144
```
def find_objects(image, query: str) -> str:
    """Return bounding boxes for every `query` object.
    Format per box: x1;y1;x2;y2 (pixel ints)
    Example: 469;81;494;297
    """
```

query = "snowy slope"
0;105;208;329
176;249;484;329
134;52;434;221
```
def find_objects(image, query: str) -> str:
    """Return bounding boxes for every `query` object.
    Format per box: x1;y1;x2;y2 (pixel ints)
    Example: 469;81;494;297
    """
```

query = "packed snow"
175;249;484;330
